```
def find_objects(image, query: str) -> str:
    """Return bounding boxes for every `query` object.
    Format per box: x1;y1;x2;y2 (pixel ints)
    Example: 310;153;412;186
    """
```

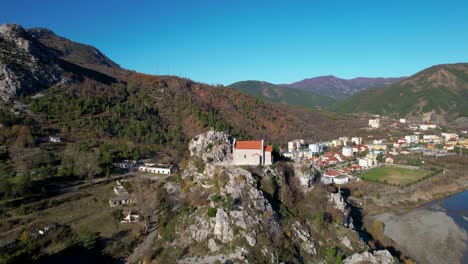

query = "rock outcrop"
291;221;317;255
343;250;394;264
188;130;232;163
329;192;354;229
0;24;70;101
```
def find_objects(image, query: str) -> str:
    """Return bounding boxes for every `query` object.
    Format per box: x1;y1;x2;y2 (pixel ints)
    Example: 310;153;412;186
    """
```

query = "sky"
2;0;468;85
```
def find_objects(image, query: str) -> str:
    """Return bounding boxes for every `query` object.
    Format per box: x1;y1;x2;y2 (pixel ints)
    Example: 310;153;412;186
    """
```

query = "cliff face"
0;24;71;101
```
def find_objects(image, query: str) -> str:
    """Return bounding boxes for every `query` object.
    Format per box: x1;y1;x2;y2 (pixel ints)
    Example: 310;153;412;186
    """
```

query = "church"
232;139;272;166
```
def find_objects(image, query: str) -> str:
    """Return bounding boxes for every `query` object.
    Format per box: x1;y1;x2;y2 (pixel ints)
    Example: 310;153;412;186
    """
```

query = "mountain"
227;80;336;110
28;27;120;69
332;63;468;119
283;76;405;99
0;24;366;157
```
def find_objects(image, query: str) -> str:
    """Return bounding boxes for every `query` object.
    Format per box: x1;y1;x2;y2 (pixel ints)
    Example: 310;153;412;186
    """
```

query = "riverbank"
376;195;467;264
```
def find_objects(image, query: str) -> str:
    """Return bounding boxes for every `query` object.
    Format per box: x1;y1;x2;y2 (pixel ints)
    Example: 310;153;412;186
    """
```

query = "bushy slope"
283;76;405;99
331;63;468;118
0;24;366;165
228;80;336;110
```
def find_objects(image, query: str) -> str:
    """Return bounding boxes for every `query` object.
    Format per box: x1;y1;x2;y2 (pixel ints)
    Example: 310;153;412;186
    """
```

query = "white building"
422;135;438;143
358;157;377;168
288;141;295;152
441;133;458;141
399;118;407;124
419;124;437;131
351;137;362;145
138;164;173;175
113;160;137;171
369;119;380;128
342;147;353;157
233;139;272;166
49;136;61;143
405;135;419;144
339;137;350;146
332;139;342;147
309;143;321;154
334;176;349;185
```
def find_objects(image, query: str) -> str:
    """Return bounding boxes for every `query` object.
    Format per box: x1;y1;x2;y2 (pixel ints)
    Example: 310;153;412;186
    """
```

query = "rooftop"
235;140;262;150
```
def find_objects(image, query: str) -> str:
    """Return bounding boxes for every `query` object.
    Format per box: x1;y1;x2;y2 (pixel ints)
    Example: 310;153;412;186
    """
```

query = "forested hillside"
228;80;336;110
332;63;468;120
0;24;366;197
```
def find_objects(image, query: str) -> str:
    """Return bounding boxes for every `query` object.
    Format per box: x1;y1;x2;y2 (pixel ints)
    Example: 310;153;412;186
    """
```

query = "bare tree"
132;178;164;234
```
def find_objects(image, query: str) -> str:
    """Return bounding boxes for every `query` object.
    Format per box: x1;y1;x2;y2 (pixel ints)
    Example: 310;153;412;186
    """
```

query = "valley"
0;20;467;264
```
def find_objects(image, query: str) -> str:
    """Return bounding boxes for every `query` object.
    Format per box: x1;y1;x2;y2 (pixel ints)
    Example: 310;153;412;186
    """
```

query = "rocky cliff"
0;24;71;101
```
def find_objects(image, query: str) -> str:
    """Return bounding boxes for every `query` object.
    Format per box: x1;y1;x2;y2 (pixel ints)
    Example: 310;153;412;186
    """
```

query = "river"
424;191;468;263
376;190;468;264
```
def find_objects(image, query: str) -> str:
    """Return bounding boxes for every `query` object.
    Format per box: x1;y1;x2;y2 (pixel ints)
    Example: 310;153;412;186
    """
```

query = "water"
424;191;468;262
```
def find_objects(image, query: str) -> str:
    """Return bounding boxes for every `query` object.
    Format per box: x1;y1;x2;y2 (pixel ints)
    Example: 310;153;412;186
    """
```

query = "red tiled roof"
235;140;262;150
325;170;340;177
265;145;273;152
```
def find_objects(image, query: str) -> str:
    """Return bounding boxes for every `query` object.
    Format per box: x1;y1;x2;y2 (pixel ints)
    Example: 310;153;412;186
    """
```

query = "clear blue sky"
2;0;468;85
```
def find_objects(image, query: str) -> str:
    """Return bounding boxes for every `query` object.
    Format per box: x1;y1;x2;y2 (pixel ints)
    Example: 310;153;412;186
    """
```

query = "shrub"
207;207;217;218
211;194;222;203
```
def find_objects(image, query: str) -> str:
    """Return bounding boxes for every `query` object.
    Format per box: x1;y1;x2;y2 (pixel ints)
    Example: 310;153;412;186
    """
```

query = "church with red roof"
232;139;273;166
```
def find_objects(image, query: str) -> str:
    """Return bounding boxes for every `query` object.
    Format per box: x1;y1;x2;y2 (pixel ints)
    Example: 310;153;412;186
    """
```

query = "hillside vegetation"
283;76;405;99
228;80;336;110
332;63;468;119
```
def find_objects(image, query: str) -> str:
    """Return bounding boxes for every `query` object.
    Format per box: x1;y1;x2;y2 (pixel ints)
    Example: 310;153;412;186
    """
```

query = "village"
106;114;468;221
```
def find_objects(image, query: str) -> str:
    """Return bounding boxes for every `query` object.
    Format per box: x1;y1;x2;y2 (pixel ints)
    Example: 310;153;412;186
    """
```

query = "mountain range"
281;76;406;99
332;63;468;120
227;80;336;111
0;23;366;157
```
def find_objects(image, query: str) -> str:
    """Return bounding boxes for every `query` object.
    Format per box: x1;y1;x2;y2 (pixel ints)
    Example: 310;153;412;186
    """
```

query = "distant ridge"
331;63;468;120
227;80;336;110
282;76;405;99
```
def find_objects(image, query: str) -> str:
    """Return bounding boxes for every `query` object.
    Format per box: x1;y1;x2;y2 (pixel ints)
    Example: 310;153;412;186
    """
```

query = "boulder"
208;238;219;252
343;250;394;264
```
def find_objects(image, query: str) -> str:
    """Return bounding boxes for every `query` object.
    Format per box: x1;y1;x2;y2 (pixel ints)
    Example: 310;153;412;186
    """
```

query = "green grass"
359;166;429;185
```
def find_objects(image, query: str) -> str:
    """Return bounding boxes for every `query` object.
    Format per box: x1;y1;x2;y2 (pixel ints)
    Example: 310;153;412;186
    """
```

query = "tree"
132;178;165;234
377;153;384;163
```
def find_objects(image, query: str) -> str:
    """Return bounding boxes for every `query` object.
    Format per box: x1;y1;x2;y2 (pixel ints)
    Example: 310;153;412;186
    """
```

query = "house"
369;119;380;128
49;136;61;143
342;147;353;157
405;135;419;144
334;176;349;185
233;139;272;166
114;185;129;195
399;118;407;123
308;143;322;154
288;139;304;152
444;144;455;151
138;164;172;175
121;211;140;223
358;155;377;168
441;133;458;141
422;135;439;143
113;160;137;171
339;137;350;146
109;195;135;207
351;137;362;145
331;139;342;147
419;124;437;131
385;156;395;164
322;170;349;185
